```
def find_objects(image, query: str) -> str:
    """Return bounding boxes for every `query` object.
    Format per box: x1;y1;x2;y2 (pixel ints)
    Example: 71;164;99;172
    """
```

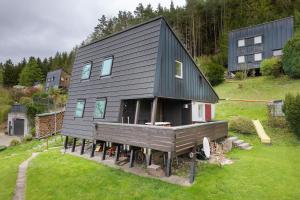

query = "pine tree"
19;57;43;86
3;59;18;87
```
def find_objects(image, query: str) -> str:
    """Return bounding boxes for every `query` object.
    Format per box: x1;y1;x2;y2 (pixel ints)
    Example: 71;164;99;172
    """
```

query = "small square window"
101;57;113;76
238;39;245;47
175;60;183;79
94;98;106;118
238;56;245;64
75;100;85;118
254;53;262;61
81;63;92;80
254;36;262;44
273;49;283;57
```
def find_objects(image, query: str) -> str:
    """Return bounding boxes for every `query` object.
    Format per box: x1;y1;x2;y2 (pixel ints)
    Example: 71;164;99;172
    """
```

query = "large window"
75;100;85;118
175;60;183;79
254;36;262;44
94;98;106;118
81;63;92;80
101;57;113;76
238;39;245;47
254;53;262;61
198;104;204;119
238;56;245;64
273;49;283;57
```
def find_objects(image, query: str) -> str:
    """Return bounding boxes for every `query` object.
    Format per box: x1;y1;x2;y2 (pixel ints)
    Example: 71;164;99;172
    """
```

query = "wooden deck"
93;121;228;155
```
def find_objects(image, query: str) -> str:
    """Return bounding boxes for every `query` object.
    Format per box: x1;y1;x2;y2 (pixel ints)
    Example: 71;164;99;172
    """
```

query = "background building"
228;17;294;73
45;69;70;91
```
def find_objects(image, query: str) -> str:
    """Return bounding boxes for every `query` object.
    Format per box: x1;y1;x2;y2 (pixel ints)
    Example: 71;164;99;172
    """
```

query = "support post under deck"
71;138;77;152
129;148;135;168
114;144;120;163
80;139;85;155
101;142;107;160
64;136;68;149
165;152;172;177
90;141;96;157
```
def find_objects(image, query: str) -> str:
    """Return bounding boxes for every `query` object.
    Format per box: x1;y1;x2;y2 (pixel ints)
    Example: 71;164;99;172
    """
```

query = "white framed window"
238;39;245;47
192;102;205;122
238;56;245;64
273;49;283;57
101;57;113;77
254;53;262;61
75;99;85;118
81;62;92;80
175;60;183;79
254;36;262;44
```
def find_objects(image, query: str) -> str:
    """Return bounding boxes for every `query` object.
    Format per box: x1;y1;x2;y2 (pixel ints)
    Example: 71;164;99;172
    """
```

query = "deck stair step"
227;136;238;142
252;120;271;144
233;140;244;146
237;143;250;149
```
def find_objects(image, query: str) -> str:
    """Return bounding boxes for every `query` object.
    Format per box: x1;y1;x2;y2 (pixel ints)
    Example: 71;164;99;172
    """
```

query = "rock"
147;164;164;177
233;139;244;146
147;164;161;170
227;136;238;142
221;139;233;153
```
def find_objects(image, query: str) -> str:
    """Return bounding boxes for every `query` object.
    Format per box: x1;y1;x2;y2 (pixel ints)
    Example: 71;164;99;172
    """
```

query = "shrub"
0;105;11;124
260;57;283;77
283;93;300;136
234;71;247;80
282;35;300;78
22;134;33;142
229;116;255;134
10;139;20;146
19;96;33;105
197;56;225;86
30;127;36;137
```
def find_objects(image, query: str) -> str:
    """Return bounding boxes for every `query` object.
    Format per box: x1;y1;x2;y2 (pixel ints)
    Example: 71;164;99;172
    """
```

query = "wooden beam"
129;148;135;168
64;136;68;149
80;139;85;155
165;152;172;177
145;148;152;166
151;97;158;125
71;138;77;152
114;144;120;163
90;141;96;157
134;100;140;124
101;142;107;160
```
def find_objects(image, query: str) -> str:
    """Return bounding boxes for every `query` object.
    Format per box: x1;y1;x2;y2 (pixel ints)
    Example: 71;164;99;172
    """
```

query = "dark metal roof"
11;104;27;113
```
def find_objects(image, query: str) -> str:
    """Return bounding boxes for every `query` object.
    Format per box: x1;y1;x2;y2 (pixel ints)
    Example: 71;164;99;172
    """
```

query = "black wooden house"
62;17;227;176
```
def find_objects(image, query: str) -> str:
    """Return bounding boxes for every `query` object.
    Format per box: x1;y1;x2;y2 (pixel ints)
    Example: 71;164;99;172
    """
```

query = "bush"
260;57;283;77
19;96;33;105
229;116;255;134
22;134;33;142
282;35;300;78
30;127;36;137
234;71;247;80
197;56;225;86
10;139;20;146
283;93;300;136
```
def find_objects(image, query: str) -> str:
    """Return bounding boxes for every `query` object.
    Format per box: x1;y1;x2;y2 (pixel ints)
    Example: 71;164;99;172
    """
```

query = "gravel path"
13;153;39;200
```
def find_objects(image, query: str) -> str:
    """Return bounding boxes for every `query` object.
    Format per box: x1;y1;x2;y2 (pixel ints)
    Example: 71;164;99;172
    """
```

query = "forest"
1;0;300;87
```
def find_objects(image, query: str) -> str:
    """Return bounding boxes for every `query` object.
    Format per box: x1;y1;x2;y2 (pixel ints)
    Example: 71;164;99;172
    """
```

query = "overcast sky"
0;0;185;63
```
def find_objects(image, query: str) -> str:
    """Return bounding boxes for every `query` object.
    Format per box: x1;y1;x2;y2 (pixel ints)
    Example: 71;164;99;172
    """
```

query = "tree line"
0;51;75;87
86;0;299;66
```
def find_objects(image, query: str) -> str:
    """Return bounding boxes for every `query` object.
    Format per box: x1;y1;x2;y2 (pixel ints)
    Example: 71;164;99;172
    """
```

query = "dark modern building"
62;17;227;177
228;17;294;73
45;69;70;91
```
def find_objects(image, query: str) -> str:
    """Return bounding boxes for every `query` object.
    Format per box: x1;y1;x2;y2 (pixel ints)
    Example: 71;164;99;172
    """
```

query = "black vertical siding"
154;20;218;103
62;18;162;139
228;17;294;72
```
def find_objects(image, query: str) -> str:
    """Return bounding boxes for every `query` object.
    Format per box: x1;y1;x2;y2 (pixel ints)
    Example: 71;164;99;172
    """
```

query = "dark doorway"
14;119;24;136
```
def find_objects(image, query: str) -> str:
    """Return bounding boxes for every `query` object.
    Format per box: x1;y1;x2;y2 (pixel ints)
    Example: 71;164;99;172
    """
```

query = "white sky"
0;0;186;63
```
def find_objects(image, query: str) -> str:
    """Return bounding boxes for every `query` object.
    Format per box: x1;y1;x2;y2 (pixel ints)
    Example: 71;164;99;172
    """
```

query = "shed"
45;68;70;91
7;104;30;136
268;100;284;117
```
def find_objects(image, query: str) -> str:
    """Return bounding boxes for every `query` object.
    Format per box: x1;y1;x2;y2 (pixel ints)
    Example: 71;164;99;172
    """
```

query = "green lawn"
3;76;300;200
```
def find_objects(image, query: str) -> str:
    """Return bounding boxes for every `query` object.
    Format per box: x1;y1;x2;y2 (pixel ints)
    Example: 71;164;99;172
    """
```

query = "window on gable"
81;63;92;80
254;53;262;61
238;56;245;64
273;49;283;57
254;36;262;44
238;39;245;47
101;57;113;77
75;100;85;118
175;60;183;79
94;98;106;119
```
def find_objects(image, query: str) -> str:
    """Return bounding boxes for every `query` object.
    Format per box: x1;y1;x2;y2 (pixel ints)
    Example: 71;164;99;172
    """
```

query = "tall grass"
0;87;12;123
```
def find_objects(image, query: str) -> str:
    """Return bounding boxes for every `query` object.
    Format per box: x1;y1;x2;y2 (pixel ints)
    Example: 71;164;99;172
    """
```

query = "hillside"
1;76;300;200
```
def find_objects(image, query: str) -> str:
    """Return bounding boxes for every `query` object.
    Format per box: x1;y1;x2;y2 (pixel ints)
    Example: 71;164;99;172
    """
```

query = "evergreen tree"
3;59;18;87
19;57;43;86
0;63;3;86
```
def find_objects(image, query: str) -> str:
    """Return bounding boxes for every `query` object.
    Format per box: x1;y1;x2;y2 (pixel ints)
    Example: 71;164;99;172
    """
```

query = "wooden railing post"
134;100;140;124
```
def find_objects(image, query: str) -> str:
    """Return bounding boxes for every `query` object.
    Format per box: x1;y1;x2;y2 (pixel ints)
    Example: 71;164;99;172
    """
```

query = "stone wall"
35;111;64;138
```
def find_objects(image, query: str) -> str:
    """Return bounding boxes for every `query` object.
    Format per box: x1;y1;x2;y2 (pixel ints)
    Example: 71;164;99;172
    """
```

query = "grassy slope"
14;76;300;199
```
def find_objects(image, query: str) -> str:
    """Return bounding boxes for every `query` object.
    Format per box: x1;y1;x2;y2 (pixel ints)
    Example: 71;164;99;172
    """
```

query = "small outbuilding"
45;68;70;91
7;104;30;136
